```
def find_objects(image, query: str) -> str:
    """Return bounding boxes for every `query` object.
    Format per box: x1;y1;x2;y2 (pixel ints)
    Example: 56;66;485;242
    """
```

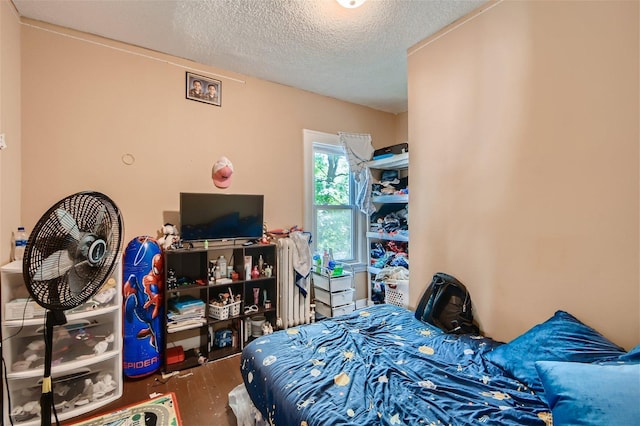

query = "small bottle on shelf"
14;226;27;261
313;253;322;273
322;249;330;270
232;328;238;348
218;255;227;278
209;260;217;283
251;265;260;279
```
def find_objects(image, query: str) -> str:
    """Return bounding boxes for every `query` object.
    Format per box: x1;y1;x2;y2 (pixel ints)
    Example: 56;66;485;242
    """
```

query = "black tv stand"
162;242;277;372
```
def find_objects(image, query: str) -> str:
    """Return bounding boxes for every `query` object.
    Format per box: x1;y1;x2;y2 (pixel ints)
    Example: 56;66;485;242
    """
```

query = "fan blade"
68;260;91;296
33;250;74;281
92;206;107;236
56;208;81;241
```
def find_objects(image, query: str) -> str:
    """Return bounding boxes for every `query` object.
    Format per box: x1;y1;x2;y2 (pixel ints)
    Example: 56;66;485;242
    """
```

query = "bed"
240;304;639;426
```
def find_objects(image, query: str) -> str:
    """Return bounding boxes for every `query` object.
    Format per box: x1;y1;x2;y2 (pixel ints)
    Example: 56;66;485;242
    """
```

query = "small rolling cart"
311;262;355;319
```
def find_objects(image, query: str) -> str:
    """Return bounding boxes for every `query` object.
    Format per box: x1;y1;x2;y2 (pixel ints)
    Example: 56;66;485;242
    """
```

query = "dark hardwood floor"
65;354;242;425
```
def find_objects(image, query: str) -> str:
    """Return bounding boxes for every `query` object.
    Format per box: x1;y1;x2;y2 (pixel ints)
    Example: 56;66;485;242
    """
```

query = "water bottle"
14;226;27;261
312;253;322;273
218;255;227;278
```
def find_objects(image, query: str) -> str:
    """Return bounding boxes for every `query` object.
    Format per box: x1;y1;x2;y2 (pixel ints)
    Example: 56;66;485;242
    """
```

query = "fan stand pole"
41;310;67;426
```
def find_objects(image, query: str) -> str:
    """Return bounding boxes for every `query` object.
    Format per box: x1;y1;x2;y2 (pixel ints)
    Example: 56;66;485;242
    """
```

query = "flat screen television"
179;193;264;242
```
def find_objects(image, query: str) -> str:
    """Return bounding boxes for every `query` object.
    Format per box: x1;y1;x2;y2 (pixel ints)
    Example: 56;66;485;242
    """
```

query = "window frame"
303;129;366;269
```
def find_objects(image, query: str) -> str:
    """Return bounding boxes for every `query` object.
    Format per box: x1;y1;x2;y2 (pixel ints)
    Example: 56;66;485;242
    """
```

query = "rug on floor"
69;392;181;426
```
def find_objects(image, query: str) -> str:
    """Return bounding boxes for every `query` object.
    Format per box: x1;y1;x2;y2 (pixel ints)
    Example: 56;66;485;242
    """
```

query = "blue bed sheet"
241;305;552;425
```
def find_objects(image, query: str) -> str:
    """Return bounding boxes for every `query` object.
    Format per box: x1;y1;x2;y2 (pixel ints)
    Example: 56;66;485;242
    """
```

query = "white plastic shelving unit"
365;152;409;305
1;260;123;426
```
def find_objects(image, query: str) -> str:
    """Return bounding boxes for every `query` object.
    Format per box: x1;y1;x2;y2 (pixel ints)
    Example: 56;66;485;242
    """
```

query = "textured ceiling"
12;0;487;113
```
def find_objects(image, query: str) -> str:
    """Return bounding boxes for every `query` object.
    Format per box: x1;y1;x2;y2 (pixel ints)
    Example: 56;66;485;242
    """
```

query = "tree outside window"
313;143;356;261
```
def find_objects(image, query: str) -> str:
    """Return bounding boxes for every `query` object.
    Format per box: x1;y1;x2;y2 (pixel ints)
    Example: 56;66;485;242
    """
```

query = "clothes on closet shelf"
369;205;408;236
374;265;410;282
371;169;409;197
370;241;409;269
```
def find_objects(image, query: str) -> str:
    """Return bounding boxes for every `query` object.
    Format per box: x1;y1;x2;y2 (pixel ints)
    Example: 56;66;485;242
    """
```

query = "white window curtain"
338;132;375;215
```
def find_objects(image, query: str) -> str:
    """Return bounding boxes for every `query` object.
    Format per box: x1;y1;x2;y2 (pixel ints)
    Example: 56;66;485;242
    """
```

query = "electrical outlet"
0;133;6;150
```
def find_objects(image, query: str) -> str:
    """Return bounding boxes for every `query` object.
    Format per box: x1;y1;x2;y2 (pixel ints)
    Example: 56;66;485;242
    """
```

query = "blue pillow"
484;311;625;393
535;361;640;425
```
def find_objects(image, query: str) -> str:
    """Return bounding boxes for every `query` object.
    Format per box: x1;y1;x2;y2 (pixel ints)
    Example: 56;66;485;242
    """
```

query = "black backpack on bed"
415;272;479;334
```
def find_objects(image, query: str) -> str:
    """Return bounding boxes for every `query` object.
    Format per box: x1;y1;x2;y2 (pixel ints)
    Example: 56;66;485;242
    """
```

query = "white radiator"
277;238;311;328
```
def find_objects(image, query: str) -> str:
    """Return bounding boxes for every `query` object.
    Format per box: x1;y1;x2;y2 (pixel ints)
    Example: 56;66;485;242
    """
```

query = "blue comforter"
241;304;552;425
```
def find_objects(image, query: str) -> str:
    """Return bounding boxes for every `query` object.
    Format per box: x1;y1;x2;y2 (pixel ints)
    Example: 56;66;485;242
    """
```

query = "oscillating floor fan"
21;191;124;426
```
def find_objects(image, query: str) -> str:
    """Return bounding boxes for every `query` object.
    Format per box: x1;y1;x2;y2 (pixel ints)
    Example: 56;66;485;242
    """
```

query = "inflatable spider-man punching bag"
122;236;164;378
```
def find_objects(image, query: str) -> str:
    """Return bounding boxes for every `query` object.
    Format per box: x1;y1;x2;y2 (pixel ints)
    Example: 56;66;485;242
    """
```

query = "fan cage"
23;191;124;311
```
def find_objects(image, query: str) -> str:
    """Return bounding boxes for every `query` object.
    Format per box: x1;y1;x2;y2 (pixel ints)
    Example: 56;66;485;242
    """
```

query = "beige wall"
19;21;399;246
408;0;639;349
0;0;22;264
393;111;408;147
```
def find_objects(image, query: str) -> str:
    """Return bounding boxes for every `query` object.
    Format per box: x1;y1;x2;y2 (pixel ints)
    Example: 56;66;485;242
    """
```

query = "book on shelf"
167;318;207;333
168;295;205;314
167;311;205;322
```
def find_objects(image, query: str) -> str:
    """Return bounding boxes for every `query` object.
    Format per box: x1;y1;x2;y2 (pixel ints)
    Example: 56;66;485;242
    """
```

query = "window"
303;130;364;265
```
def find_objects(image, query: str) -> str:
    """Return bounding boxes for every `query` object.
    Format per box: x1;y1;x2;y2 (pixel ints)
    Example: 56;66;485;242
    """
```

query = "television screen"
179;193;264;241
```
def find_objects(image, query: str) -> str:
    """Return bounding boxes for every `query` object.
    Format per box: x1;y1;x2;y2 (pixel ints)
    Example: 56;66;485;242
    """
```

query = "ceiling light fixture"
336;0;367;9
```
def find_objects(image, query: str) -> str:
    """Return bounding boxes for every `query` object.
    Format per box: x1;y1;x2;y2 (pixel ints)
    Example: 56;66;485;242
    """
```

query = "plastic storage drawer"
312;272;352;292
4;312;117;375
6;358;119;425
314;288;354;307
315;301;355;318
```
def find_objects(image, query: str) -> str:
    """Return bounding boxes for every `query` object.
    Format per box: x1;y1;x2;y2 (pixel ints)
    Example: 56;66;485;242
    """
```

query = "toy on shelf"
158;223;181;250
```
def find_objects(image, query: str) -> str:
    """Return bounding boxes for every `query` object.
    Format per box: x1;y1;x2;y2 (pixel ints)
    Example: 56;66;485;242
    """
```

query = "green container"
331;264;344;276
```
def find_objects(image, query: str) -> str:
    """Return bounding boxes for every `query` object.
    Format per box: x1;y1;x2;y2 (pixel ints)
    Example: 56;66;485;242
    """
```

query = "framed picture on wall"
186;72;221;106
